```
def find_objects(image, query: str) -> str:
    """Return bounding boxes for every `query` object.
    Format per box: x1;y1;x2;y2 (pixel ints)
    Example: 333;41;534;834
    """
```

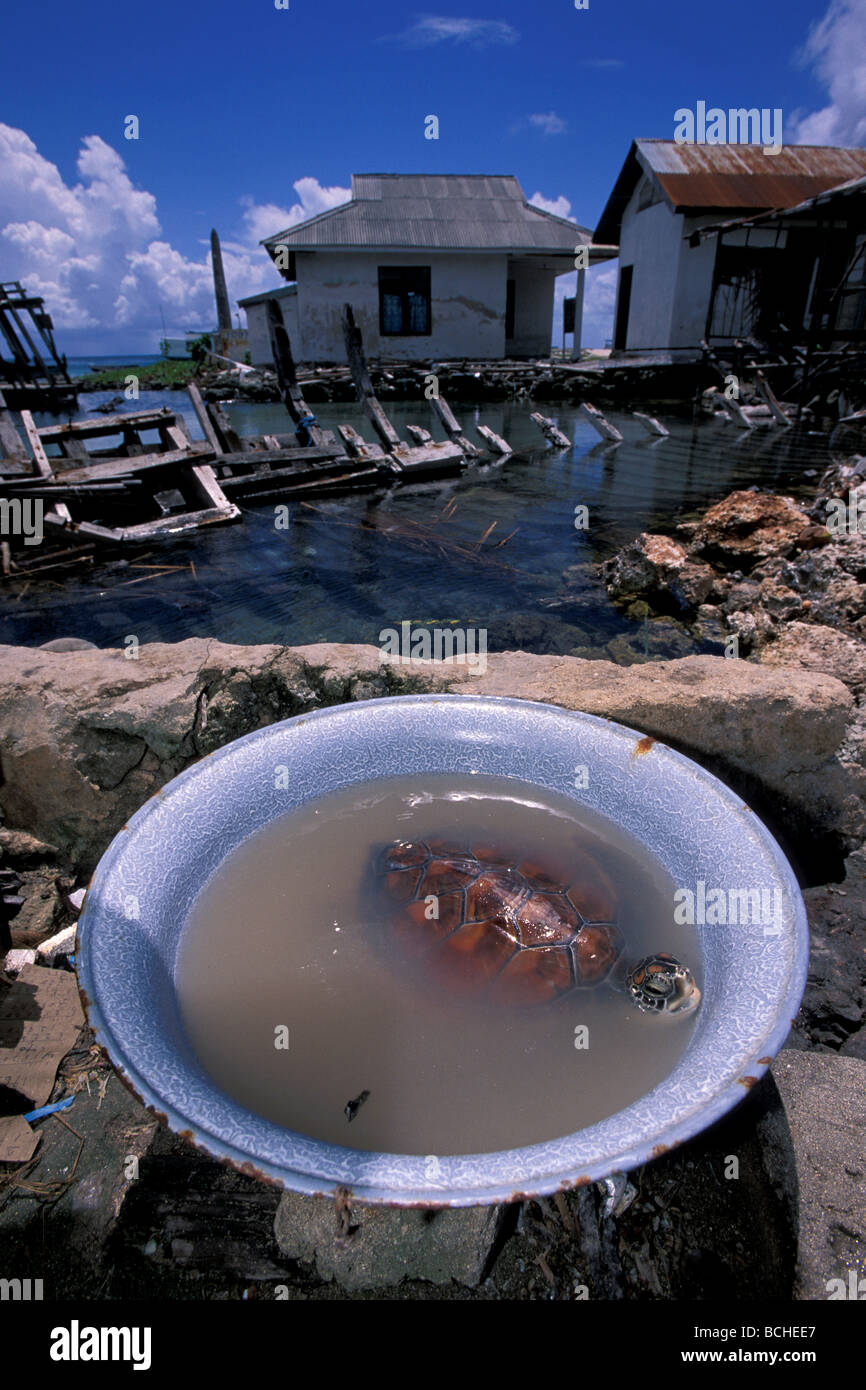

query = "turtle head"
626;953;701;1017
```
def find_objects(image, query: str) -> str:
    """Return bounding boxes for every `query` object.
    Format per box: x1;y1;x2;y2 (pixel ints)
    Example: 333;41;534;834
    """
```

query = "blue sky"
1;0;863;352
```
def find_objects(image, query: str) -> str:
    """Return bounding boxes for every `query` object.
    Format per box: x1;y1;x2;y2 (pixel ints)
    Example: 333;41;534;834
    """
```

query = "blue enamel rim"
77;694;809;1206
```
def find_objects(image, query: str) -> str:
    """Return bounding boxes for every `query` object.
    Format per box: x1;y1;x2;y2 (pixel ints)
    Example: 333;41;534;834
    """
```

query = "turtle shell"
377;837;622;1005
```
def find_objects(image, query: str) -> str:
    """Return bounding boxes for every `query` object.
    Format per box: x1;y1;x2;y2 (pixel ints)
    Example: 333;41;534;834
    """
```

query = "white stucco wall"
506;260;559;357
616;185;721;352
669;214;722;348
293;251;507;362
616;194;681;350
242;294;299;366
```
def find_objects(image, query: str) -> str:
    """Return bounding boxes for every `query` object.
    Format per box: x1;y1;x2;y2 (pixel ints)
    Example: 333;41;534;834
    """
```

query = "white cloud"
387;15;518;47
528;192;574;219
789;0;866;145
579;58;624;70
583;262;618;347
0;124;346;353
528;111;567;136
551;261;618;351
241;177;350;244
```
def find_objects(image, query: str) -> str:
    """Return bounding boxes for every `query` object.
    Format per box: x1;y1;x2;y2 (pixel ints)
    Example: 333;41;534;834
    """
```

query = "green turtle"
376;837;700;1014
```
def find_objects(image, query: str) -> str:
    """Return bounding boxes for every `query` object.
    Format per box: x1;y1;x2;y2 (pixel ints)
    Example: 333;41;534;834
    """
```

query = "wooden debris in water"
428;394;482;457
476;423;511;455
341;303;466;478
756;371;793;427
632;411;670;438
718;393;756;429
580;402;623;443
529;412;571;448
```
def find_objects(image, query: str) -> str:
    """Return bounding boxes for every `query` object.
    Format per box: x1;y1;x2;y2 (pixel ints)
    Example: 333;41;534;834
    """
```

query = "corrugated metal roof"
595;140;866;244
237;284;297;307
262;173;591;254
694;172;866;240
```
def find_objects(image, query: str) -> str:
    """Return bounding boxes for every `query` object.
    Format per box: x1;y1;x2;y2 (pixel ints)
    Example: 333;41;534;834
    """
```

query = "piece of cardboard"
0;964;84;1107
0;1112;38;1164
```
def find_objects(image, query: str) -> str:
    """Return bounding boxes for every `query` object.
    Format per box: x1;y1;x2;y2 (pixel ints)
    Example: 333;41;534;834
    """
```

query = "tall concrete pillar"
211;229;232;333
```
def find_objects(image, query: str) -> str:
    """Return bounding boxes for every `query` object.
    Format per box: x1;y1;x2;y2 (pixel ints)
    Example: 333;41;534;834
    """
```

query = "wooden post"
529;412;571;448
0;389;28;464
341;303;402;450
718;393;755;429
428;394;482;457
476;424;512;455
406;424;434;445
632;411;670;438
580;402;623;443
19;409;72;526
755;371;792;427
187;381;226;453
265;298;331;449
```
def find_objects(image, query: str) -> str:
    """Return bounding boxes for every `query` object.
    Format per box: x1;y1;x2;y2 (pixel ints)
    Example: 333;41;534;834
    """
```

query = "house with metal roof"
595;140;866;356
692;172;866;360
246;174;615;364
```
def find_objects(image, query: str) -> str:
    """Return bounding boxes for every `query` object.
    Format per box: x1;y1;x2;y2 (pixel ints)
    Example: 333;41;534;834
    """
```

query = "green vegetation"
76;360;204;391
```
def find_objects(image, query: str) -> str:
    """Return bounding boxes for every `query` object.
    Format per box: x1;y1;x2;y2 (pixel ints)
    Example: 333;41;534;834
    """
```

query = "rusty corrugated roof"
646;140;866;208
595;140;866;244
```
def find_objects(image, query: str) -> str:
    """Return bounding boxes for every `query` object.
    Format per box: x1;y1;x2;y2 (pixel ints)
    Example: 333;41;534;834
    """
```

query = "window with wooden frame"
378;266;431;336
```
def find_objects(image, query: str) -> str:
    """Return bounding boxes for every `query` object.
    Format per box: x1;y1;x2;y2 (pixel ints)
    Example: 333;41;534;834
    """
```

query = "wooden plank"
56;519;124;543
221;456;383;495
336;425;387;463
207;399;248;454
341;303;402;449
187;463;237;515
406;424;434;445
265;298;331;448
0;481;137;498
428;394;482;458
120;506;240;540
19;409;54;476
392;441;464;468
57;435;91;461
35;409;178;440
55;445;213;485
529;412;571;448
186;382;224;454
217;446;346;469
580;402;623;443
632;411;670;438
756;371;793;427
718;394;755;430
0;389;27;463
232;468;382;505
476;424;512;456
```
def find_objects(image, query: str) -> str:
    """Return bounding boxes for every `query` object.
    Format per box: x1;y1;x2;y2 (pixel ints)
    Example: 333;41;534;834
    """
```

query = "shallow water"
2;393;825;657
176;773;700;1154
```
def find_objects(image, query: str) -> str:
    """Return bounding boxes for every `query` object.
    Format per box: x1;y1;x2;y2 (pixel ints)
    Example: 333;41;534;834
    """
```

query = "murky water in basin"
176;774;700;1154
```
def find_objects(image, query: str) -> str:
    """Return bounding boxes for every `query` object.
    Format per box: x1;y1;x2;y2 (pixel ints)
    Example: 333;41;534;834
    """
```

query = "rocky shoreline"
601;452;866;704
